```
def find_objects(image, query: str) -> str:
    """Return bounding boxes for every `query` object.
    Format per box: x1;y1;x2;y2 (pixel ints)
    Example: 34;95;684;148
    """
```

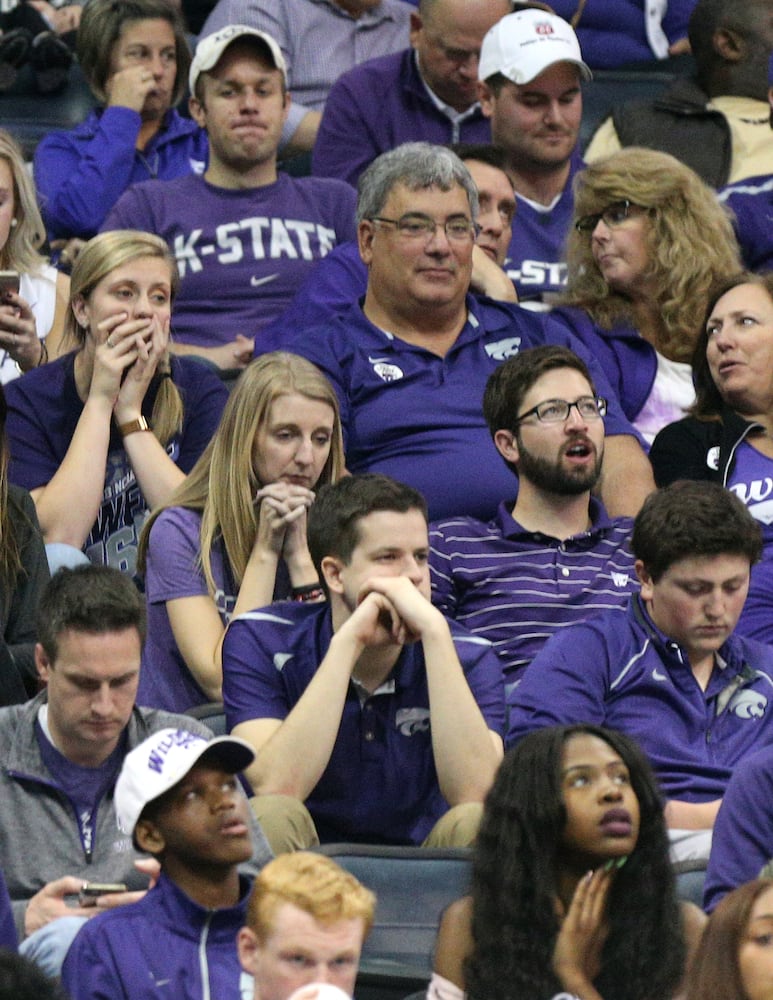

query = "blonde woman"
5;229;227;575
137;352;344;712
0;129;69;382
552;147;741;444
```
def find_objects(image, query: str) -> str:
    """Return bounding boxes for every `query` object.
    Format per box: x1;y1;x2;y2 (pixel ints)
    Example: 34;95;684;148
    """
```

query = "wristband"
291;582;325;603
118;416;151;438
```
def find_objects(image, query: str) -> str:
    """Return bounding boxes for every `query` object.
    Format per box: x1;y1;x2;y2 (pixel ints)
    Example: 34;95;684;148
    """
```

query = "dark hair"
691;272;773;419
631;481;762;581
449;144;511;176
0;951;69;1000
483;345;595;437
77;0;191;106
465;724;684;1000
37;565;147;662
686;878;773;1000
307;474;428;581
689;0;764;67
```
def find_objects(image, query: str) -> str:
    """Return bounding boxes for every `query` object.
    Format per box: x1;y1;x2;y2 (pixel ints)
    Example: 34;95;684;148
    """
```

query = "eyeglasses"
515;396;608;425
369;214;480;242
574;200;648;234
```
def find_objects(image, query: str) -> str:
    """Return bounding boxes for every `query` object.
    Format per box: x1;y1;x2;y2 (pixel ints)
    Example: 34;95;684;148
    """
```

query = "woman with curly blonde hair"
551;147;740;444
137;352;345;713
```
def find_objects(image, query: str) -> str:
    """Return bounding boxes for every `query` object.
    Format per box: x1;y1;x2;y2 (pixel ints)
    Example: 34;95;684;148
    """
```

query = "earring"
10;219;16;228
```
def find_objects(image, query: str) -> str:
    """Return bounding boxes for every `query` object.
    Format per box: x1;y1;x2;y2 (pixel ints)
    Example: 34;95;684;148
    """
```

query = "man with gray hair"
261;141;654;523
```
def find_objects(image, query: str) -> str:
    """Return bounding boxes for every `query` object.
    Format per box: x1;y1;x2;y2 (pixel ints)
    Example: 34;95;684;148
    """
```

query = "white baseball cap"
115;728;255;836
479;9;592;86
189;24;288;95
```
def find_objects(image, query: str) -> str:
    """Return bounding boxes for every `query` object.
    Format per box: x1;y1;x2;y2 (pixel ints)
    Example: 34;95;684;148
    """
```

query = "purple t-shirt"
141;505;294;713
5;353;228;574
103;172;358;348
141;507;233;713
504;152;584;303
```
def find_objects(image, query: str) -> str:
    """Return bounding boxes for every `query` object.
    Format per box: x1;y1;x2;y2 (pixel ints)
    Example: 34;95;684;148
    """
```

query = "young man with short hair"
223;473;505;853
508;480;773;853
62;728;265;1000
238;852;376;1000
0;565;270;973
104;25;357;372
477;8;591;302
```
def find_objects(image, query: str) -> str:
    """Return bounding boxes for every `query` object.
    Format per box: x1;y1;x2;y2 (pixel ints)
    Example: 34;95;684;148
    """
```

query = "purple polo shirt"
222;601;504;845
507;595;773;802
312;48;492;186
430;498;637;688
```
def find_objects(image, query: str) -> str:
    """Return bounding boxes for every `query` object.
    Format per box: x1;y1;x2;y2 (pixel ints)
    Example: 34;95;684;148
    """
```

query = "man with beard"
260;142;655;524
430;345;638;691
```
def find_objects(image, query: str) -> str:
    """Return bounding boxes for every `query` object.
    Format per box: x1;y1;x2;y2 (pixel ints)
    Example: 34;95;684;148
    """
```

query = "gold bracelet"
118;416;151;438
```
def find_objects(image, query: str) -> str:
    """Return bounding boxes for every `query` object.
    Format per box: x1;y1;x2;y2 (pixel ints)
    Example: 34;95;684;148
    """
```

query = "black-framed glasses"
369;213;480;242
515;396;608;425
574;200;648;234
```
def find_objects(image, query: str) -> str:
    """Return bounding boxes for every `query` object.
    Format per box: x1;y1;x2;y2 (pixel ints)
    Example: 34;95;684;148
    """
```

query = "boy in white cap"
61;728;271;1000
477;8;591;305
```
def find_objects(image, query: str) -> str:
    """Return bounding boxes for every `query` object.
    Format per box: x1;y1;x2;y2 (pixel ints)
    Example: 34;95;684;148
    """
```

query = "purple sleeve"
174;360;228;472
704;747;773;911
34;108;145;240
454;632;505;737
145;508;208;605
312;71;380;186
506;626;608;748
663;0;696;44
61;919;124;1000
5;377;64;492
544;315;642;443
222;614;293;730
102;183;154;234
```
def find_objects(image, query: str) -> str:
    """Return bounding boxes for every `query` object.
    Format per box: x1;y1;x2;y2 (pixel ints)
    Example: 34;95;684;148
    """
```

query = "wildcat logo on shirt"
729;480;773;524
395;708;430;736
728;689;769;719
485;338;521;361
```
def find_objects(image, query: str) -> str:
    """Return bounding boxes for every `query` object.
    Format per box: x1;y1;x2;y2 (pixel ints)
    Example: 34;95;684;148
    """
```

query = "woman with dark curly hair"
551;147;740;446
687;877;773;1000
430;724;705;1000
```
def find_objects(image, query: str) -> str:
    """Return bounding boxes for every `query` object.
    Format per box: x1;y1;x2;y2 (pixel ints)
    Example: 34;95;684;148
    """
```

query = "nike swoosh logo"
652;668;668;682
368;356;390;364
250;274;279;287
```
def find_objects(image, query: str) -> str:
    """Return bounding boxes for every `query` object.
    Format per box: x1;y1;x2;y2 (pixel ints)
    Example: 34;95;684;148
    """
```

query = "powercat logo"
535;22;555;35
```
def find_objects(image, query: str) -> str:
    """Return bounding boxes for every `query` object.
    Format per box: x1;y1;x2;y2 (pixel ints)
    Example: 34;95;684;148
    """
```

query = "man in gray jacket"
0;565;270;971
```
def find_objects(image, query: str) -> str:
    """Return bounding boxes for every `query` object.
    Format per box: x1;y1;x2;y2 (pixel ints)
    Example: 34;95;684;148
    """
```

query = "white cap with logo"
189;24;288;94
479;9;592;86
115;728;255;836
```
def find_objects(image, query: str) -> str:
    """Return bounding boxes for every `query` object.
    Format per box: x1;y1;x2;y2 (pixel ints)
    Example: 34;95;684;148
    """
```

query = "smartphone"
0;271;19;298
78;882;127;906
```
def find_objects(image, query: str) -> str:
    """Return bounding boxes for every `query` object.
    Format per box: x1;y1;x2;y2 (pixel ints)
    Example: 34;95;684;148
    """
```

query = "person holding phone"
137;352;344;713
0;130;69;383
4;229;227;574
